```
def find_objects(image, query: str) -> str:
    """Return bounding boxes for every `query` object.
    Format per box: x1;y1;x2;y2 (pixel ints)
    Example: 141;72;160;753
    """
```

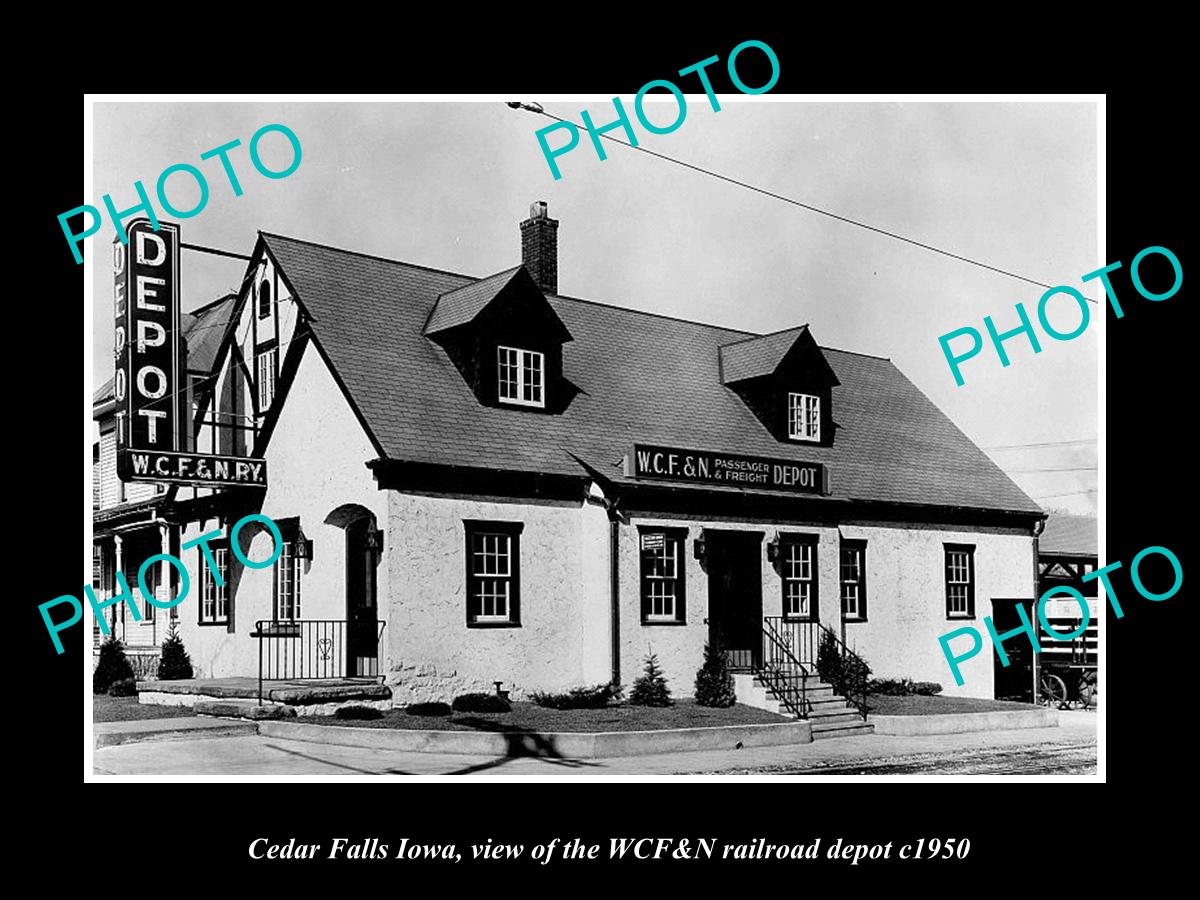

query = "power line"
1032;488;1098;500
984;438;1097;451
516;105;1097;301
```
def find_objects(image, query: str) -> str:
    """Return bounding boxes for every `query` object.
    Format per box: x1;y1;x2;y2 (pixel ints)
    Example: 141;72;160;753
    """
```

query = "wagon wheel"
1040;673;1069;709
1079;674;1098;709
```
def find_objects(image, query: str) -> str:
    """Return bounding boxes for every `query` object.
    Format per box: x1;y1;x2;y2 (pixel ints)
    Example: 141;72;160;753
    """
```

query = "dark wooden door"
345;519;379;677
706;531;764;670
991;598;1035;702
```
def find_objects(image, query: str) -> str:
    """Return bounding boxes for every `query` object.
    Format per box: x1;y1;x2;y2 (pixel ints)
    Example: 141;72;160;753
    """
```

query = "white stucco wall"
384;490;609;703
176;342;386;679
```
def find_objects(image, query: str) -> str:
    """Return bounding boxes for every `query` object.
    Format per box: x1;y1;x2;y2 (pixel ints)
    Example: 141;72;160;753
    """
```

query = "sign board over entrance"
631;444;826;495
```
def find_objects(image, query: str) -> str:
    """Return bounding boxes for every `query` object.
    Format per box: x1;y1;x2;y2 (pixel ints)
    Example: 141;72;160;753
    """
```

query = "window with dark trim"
780;534;819;620
840;539;867;621
944;543;975;618
199;538;230;625
497;346;545;408
639;527;687;624
465;520;523;627
257;279;272;319
270;519;303;623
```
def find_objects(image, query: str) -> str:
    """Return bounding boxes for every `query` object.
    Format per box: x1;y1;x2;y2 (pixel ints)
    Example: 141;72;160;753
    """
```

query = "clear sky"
91;99;1098;514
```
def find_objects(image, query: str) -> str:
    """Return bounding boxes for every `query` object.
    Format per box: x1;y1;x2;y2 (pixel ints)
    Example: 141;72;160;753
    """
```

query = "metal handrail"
815;622;871;721
759;617;812;718
252;619;387;705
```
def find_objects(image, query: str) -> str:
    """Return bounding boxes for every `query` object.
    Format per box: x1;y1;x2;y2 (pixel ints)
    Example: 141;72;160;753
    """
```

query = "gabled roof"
262;232;1043;515
719;325;840;385
424;265;572;340
1040;514;1097;556
93;293;240;408
424;266;522;334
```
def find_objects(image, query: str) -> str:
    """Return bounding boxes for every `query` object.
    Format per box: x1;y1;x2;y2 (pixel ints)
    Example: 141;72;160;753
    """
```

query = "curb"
95;720;259;748
867;708;1058;735
259;720;813;757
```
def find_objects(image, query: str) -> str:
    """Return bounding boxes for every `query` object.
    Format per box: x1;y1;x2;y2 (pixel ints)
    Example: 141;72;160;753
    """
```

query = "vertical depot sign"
115;219;180;454
114;219;267;488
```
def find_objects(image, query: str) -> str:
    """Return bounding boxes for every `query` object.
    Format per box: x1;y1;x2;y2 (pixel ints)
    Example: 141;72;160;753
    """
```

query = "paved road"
93;712;1097;777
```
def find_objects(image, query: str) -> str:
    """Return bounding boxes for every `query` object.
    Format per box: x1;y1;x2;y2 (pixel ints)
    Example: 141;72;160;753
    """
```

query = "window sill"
497;398;546;410
782;616;819;624
198;621;230;627
467;620;521;629
842;617;868;624
946;614;976;621
641;619;687;626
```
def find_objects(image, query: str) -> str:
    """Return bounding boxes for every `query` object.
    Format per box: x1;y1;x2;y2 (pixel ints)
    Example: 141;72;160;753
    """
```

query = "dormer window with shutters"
719;326;840;446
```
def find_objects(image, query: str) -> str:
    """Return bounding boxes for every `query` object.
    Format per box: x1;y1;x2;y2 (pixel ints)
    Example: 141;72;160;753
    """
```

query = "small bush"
868;677;943;696
694;641;736;708
816;630;843;689
452;692;512;713
335;705;383;720
868;677;912;696
108;677;138;697
816;630;871;700
93;637;135;694
629;653;673;707
531;682;624;709
405;702;453;717
157;622;194;680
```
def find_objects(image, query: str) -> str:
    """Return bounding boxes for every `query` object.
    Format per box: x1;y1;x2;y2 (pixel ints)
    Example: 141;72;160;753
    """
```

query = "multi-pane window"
788;392;821;441
275;541;302;621
497;346;545;408
199;540;230;625
465;521;522;626
257;347;277;411
840;541;867;621
640;529;686;624
781;536;818;619
945;544;975;618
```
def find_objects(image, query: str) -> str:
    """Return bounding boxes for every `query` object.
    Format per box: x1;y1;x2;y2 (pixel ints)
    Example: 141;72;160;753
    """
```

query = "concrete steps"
735;672;874;739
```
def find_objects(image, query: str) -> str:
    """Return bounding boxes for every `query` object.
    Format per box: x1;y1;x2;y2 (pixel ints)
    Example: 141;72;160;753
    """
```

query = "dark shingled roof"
264;232;1043;514
424;266;523;334
93;294;239;407
720;326;808;383
1040;514;1098;556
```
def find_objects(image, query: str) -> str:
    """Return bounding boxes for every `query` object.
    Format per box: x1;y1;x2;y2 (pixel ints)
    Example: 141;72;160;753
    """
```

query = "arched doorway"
326;505;381;677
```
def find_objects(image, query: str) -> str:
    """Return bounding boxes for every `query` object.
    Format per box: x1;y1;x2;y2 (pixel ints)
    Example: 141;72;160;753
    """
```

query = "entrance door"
991;597;1035;702
705;531;764;670
345;518;379;677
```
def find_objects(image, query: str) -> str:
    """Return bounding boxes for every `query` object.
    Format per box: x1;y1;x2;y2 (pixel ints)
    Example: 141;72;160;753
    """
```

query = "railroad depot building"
91;203;1045;703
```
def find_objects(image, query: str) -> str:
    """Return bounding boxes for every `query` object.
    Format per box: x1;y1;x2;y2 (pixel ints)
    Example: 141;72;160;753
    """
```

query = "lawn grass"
93;694;196;723
295;701;792;732
867;694;1040;716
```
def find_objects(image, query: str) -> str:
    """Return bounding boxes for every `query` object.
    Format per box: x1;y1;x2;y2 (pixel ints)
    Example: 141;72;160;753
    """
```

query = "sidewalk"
93;711;1097;775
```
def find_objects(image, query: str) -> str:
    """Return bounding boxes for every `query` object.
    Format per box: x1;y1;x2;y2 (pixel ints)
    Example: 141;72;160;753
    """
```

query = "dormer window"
498;346;544;408
788;392;821;442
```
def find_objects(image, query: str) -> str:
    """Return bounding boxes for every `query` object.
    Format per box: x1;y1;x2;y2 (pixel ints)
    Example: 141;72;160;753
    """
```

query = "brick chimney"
520;201;558;295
